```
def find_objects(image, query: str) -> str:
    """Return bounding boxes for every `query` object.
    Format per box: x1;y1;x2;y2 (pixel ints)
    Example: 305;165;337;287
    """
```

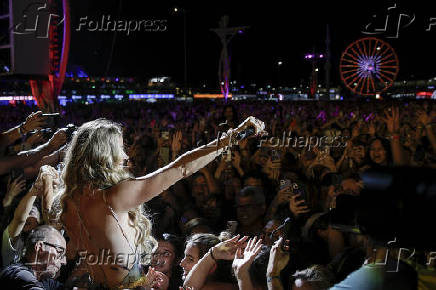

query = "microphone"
236;127;255;141
270;217;291;239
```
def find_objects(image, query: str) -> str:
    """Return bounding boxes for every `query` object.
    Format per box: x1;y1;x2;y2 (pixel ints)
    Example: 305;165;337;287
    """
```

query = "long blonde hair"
60;118;156;261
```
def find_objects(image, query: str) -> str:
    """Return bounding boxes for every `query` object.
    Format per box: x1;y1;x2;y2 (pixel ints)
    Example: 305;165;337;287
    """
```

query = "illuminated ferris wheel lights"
340;37;399;96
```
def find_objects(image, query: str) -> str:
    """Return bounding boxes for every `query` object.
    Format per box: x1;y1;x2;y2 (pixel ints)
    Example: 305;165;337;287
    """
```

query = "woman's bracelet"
217;128;236;152
209;247;217;262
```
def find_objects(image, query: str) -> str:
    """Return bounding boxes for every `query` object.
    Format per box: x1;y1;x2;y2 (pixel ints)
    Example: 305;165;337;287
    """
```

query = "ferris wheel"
339;37;399;96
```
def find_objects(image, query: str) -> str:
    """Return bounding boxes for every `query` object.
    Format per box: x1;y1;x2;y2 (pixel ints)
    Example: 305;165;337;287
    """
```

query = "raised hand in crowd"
232;236;263;290
351;121;361;138
289;194;310;218
336;140;352;169
47;128;68;152
171;130;183;159
214;153;228;180
152;271;169;290
144;266;168;290
184;235;248;290
0;111;45;148
368;120;376;137
276;186;292;205
21;111;46;133
198;164;219;195
382;106;408;165
25;130;44;147
4;165;58;247
307;147;336;174
2;175;26;208
232;150;245;177
266;185;293;220
266;237;290;290
212;234;249;260
383;106;400;135
11;131;45;153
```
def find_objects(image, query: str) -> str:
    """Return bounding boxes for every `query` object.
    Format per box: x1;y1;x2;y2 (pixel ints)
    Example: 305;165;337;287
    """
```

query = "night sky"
69;1;436;88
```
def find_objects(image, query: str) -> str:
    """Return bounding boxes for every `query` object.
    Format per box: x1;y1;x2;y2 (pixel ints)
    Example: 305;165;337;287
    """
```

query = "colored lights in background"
416;91;434;99
0;96;36;106
193;94;233;99
129;94;175;99
0;95;34;101
305;53;324;59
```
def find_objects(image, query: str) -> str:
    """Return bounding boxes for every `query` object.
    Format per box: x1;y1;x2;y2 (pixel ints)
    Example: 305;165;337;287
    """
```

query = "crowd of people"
0;99;435;289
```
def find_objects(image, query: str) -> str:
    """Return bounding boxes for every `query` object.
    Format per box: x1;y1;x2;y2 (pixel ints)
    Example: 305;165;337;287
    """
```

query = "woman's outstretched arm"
107;117;266;211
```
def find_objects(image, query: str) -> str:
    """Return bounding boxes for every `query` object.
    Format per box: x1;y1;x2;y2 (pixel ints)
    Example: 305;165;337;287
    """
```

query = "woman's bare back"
64;188;139;287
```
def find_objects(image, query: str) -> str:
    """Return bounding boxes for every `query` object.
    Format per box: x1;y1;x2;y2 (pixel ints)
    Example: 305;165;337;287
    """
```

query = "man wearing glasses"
0;225;66;289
